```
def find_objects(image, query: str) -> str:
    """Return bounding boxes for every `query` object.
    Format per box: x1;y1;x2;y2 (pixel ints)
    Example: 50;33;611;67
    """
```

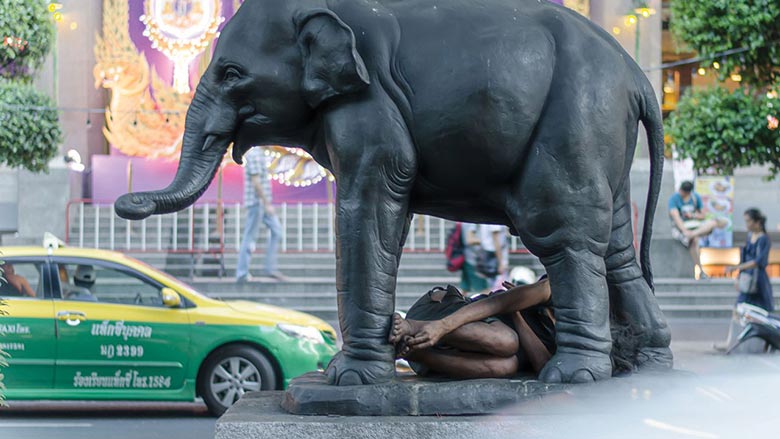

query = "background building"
1;0;777;279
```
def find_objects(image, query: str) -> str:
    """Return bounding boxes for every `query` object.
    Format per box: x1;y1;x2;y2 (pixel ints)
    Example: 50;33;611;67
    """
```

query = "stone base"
281;372;568;416
217;369;697;439
217;391;537;439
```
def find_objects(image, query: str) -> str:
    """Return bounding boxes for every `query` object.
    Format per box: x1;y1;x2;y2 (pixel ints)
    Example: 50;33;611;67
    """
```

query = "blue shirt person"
668;180;727;279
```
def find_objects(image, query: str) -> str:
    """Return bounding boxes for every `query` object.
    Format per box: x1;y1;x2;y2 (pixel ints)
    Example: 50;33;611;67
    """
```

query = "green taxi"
0;243;338;415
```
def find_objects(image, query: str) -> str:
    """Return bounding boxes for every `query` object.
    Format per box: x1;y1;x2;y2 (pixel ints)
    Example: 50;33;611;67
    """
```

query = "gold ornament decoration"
563;0;589;17
140;0;224;94
95;0;330;186
264;146;332;187
95;0;190;160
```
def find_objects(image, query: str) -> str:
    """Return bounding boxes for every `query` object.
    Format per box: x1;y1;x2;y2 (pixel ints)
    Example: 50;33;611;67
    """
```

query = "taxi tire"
200;344;278;416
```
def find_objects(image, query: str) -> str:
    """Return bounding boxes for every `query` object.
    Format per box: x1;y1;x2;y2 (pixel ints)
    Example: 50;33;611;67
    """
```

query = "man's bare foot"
388;313;425;344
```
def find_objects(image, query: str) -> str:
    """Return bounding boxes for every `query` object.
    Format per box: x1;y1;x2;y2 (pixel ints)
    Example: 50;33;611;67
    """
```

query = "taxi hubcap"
209;356;262;407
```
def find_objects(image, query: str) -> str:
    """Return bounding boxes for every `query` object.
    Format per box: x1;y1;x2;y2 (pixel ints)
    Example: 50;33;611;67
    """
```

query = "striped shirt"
243;148;273;207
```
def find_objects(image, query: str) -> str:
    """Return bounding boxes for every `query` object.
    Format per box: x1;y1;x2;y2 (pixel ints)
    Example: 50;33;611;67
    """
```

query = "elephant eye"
224;67;241;82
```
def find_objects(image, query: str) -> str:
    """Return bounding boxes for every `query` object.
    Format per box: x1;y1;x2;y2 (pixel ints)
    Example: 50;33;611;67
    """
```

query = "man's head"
74;265;96;288
678;181;694;196
1;263;14;276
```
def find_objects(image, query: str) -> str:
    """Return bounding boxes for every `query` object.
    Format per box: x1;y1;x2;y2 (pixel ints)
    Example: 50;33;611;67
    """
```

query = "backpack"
445;223;465;272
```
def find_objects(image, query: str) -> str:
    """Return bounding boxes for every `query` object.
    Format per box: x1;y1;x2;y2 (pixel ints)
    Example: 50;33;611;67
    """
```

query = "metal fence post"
328;202;334;252
157;215;162;251
141;218;147;251
297;202;303;251
109;204;115;250
235;203;241;251
281;203;288;252
94;205;100;249
78;202;84;248
313;203;319;251
203;204;210;250
172;211;178;251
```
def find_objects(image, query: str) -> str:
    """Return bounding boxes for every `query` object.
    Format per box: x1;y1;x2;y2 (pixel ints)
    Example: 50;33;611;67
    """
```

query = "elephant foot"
325;351;395;386
539;351;612;384
635;346;674;371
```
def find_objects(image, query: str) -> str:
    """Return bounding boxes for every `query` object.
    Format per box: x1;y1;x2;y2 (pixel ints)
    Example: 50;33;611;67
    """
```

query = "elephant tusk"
202;134;219;152
232;143;245;165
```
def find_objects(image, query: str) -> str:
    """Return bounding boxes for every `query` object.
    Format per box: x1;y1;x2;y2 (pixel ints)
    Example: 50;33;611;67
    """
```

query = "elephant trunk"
115;87;232;220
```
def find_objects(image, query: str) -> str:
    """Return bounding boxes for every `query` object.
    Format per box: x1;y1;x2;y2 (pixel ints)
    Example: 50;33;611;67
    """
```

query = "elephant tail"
638;82;665;293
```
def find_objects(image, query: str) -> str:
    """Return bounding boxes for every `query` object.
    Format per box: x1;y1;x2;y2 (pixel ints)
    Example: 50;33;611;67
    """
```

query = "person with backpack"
446;223;489;293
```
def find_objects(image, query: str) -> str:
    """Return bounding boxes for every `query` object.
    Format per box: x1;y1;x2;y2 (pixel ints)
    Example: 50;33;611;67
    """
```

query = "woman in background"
716;208;773;350
727;208;773;312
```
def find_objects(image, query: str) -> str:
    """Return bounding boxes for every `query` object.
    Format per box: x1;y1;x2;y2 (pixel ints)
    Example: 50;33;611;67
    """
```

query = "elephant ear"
295;9;370;108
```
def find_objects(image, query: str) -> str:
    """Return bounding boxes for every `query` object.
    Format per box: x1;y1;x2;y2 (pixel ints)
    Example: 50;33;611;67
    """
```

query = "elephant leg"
322;96;417;386
606;183;673;371
510;168;614;384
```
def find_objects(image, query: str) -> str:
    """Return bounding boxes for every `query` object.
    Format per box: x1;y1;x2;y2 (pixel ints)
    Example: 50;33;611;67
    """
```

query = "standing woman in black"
716;208;774;350
727;208;774;312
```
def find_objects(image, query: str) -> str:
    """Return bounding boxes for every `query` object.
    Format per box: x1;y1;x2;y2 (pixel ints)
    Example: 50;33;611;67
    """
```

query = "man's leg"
690;218;728;238
405;348;519;379
261;210;283;275
688;238;704;273
440;320;519;357
236;205;261;280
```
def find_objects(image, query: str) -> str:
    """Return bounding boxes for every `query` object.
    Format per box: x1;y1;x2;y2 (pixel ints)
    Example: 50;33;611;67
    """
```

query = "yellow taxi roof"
0;246;137;262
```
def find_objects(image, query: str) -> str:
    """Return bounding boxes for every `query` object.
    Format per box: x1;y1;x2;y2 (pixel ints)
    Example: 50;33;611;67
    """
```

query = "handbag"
476;249;499;278
738;270;758;294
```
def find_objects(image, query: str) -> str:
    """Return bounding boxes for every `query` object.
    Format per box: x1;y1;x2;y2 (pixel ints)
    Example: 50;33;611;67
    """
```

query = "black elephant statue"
116;0;672;385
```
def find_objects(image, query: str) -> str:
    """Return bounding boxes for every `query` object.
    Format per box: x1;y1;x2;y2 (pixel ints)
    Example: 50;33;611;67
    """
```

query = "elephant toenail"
540;367;563;383
572;369;595;384
337;370;363;386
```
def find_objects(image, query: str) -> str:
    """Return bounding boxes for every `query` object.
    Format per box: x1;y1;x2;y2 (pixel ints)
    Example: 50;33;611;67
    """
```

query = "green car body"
0;246;337;413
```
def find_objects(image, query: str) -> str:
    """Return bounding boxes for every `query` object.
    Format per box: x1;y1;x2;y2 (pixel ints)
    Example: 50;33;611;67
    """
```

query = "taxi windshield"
129;257;207;300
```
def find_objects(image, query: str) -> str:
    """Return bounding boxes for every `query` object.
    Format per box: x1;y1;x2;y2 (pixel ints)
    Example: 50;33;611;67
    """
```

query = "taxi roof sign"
43;233;65;253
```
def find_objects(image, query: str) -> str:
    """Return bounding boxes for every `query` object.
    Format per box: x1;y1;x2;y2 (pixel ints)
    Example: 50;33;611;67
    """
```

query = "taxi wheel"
200;345;278;416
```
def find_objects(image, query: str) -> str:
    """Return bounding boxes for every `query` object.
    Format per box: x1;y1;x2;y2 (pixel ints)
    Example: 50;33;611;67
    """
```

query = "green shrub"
0;80;62;172
0;0;55;80
670;0;780;87
0;254;6;405
665;86;780;178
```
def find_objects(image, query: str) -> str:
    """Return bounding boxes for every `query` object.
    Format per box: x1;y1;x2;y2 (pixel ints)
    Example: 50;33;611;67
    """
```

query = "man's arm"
669;209;690;236
9;275;35;298
491;230;507;275
511;312;552;373
692;194;707;220
251;174;275;215
405;280;551;350
464;228;480;246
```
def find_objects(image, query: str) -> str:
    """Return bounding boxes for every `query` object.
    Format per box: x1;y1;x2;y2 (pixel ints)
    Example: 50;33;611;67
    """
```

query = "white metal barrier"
66;200;525;253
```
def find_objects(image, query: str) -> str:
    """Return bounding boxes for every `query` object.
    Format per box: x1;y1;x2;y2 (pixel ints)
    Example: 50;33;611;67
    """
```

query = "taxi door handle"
57;311;87;326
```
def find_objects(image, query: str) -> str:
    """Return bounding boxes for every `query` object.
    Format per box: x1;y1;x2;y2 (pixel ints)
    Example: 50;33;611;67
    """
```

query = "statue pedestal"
216;370;694;439
280;372;568;416
216;386;560;439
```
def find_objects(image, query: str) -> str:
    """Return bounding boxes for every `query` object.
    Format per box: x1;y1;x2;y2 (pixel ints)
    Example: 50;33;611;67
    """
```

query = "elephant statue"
116;0;672;385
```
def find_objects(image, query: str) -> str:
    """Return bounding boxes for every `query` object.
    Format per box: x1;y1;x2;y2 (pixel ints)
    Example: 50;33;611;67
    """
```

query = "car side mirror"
161;288;182;308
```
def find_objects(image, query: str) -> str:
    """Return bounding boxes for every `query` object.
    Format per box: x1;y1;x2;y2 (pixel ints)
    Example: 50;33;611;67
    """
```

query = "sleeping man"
389;277;555;379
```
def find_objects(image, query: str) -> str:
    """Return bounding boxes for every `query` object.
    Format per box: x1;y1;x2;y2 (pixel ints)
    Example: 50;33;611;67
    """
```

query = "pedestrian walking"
716;208;773;350
236;148;287;283
478;224;509;289
460;223;489;293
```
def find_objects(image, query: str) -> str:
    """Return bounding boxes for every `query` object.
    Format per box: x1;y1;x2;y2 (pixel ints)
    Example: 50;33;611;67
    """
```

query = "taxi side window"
0;261;44;299
57;263;164;307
